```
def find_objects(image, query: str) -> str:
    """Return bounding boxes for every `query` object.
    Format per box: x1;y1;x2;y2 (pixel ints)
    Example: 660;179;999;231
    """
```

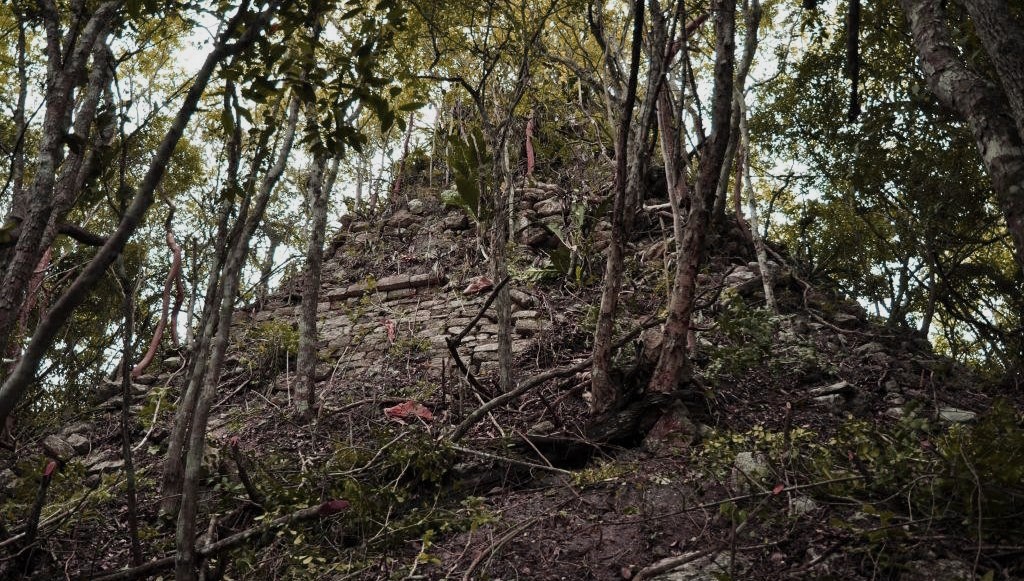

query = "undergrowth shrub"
237;320;299;384
699;399;1024;546
704;296;777;382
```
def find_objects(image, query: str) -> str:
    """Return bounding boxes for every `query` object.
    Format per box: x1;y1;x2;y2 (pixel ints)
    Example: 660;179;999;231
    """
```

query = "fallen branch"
450;444;573;476
86;501;349;581
450;317;662;442
445;276;512;400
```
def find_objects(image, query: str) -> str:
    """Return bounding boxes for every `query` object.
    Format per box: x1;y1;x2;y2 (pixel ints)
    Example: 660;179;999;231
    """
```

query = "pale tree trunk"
649;0;737;395
901;0;1024;275
737;95;776;312
0;3;271;429
175;94;300;581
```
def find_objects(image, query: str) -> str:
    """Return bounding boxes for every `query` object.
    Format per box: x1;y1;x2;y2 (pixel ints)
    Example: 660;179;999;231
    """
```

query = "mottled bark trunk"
296;136;330;418
649;0;737;394
901;0;1024;275
963;0;1024;137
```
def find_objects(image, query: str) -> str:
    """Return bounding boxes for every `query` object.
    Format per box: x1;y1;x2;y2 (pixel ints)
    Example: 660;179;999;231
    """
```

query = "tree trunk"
0;3;118;364
175;94;299;581
493;145;514;393
591;0;647;415
116;259;143;567
738;94;775;312
0;4;269;429
296;147;330;419
901;0;1024;275
649;0;738;395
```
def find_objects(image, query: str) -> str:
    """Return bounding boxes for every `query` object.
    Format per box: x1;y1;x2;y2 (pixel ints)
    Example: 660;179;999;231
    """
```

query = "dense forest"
1;0;1023;579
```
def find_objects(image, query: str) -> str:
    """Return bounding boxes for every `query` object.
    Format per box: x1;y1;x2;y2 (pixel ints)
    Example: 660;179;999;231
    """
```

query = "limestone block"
42;435;76;462
533;198;563;217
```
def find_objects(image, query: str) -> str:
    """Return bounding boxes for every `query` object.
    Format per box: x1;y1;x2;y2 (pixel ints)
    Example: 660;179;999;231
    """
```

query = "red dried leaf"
384;400;434;423
318;499;350;516
772;482;785;495
462;276;493;295
44;461;57;477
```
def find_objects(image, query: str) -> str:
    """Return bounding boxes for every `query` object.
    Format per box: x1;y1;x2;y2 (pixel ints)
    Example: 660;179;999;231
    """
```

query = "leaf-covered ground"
2;197;1022;580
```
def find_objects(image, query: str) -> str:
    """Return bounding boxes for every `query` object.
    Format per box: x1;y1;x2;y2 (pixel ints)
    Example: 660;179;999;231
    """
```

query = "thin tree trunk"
175;94;299;581
591;0;646;415
164;78;254;519
0;4;270;429
296;140;330;419
493;146;514;393
117;259;143;567
738;95;775;312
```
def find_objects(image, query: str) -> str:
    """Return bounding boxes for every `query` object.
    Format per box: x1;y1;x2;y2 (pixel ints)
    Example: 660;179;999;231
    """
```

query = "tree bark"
901;0;1024;275
591;0;647;415
649;0;737;395
0;3;270;429
296;137;330;419
0;2;118;364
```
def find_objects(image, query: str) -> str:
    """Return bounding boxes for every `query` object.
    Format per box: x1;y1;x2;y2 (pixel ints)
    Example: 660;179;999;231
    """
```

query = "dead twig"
461;515;543;581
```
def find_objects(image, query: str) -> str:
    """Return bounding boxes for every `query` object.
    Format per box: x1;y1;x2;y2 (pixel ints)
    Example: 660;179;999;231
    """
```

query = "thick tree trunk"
962;0;1024;137
901;0;1024;275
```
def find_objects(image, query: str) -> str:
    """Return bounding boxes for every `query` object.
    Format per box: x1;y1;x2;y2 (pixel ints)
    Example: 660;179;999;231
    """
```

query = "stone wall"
237;266;551;381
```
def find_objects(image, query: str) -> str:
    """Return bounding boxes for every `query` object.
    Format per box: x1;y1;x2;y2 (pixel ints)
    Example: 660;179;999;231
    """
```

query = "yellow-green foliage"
239;320;299;381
